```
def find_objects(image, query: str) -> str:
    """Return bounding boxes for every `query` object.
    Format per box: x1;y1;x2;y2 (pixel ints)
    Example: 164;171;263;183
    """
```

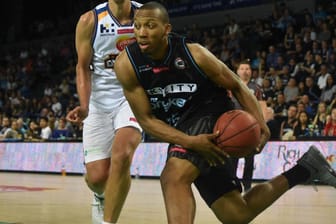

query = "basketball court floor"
0;172;335;224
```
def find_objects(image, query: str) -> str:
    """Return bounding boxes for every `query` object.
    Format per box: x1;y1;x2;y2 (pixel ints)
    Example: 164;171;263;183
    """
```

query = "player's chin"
138;43;150;51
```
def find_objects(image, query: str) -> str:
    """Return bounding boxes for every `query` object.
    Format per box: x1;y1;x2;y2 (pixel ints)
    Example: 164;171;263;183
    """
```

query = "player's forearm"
140;118;192;148
234;85;266;129
76;68;91;109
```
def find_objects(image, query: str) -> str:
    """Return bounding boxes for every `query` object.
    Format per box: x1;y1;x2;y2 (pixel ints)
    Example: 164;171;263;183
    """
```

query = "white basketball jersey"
90;1;142;112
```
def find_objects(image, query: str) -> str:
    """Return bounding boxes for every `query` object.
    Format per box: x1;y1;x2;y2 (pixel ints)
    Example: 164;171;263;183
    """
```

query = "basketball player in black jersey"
114;2;336;223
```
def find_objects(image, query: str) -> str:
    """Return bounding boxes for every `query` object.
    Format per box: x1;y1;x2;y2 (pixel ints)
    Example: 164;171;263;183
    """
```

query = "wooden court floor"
0;172;336;224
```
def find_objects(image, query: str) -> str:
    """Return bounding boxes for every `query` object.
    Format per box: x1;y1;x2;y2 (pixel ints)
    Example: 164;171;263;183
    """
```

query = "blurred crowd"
0;0;336;142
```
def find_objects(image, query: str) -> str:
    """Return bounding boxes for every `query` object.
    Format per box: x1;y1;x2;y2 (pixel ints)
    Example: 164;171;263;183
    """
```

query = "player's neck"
108;0;132;24
149;40;169;61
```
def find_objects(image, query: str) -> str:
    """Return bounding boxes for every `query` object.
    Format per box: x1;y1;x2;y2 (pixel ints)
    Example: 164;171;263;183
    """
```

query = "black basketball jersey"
125;33;232;126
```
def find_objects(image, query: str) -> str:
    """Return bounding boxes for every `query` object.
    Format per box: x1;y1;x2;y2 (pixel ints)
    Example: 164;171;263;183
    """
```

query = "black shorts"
167;101;242;207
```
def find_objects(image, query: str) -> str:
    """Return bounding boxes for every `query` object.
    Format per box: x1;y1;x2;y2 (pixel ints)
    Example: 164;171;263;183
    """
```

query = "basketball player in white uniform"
66;1;142;223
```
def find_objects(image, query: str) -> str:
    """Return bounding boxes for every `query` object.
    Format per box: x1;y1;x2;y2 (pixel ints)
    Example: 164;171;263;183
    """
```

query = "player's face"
237;64;252;82
134;9;171;59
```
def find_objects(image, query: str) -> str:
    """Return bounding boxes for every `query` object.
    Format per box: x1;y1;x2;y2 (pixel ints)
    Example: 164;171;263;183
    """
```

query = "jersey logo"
174;57;186;70
99;23;115;35
116;37;136;51
147;83;197;96
118;29;134;34
139;64;152;72
153;66;169;74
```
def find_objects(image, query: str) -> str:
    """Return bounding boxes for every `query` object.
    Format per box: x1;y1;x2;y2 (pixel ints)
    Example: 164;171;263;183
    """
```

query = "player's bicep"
188;44;241;91
115;52;153;122
75;11;94;69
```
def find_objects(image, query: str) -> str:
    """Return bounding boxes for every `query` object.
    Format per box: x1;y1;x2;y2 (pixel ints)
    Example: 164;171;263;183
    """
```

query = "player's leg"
211;174;289;223
231;157;239;176
103;101;142;223
86;160;110;224
242;154;255;191
83;112;114;224
160;155;200;224
210;145;336;223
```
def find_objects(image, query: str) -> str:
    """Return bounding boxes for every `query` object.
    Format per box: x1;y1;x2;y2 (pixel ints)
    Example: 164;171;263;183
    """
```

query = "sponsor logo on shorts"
169;146;187;153
129;117;137;122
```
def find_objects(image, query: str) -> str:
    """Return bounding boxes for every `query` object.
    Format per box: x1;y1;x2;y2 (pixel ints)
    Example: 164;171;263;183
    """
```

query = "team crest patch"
174;57;186;70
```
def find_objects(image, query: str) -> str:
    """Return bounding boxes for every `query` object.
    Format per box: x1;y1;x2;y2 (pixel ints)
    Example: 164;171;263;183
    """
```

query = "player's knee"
218;214;251;224
160;167;193;191
112;147;134;169
86;171;108;189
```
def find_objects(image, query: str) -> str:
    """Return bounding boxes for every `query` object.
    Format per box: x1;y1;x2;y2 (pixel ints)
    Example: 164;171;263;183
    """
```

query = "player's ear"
165;23;172;35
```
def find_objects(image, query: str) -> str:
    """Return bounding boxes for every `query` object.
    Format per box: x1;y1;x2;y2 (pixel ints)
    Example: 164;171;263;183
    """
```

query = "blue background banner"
168;0;261;17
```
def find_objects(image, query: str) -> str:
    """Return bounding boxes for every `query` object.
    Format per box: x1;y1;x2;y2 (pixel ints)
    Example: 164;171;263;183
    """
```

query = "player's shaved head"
137;1;169;23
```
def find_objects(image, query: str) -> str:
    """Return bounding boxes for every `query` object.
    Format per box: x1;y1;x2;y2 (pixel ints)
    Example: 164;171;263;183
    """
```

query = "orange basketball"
213;110;261;158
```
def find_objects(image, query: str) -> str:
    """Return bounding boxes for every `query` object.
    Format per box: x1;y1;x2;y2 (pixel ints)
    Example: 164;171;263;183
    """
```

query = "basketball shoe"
297;145;336;187
91;193;104;224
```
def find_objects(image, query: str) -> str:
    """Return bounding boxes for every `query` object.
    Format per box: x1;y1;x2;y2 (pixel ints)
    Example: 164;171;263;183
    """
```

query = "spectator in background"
280;104;298;140
39;116;52;140
228;18;240;37
298;94;316;119
261;78;275;101
320;75;336;103
310;40;323;55
302;28;314;51
277;64;290;86
273;78;285;97
0;119;23;141
72;121;83;140
43;83;53;96
327;98;336;114
284;77;300;104
297;51;316;82
288;57;300;77
322;107;336;136
316;63;331;90
25;120;41;141
312;101;328;135
266;45;279;69
304;76;321;104
321;40;330;60
292;40;305;63
283;24;296;54
0;116;11;137
58;77;71;98
327;52;336;74
7;119;24;141
317;22;332;42
313;4;328;23
16;117;27;138
52;117;72;140
293;111;311;139
314;53;324;74
265;107;281;140
51;95;63;117
273;92;288;123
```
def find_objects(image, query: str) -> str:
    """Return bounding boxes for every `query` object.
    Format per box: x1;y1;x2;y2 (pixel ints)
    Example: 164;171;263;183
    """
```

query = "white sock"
95;192;105;199
102;222;115;224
